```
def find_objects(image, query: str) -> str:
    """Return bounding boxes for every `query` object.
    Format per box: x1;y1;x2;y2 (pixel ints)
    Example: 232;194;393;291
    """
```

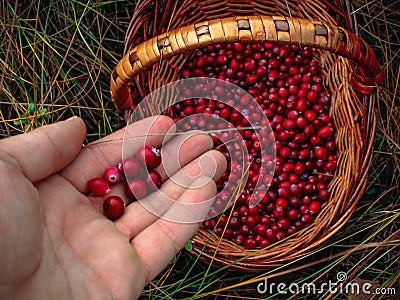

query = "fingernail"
66;116;78;121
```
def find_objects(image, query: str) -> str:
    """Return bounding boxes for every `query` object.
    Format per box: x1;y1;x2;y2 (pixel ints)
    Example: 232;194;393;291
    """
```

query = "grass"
1;0;399;299
0;0;130;141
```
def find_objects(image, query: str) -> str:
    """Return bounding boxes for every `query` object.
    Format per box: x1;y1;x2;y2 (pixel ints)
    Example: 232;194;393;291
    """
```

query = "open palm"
0;116;226;300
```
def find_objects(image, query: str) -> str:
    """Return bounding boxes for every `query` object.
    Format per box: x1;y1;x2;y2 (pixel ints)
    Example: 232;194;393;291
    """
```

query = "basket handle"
110;16;384;110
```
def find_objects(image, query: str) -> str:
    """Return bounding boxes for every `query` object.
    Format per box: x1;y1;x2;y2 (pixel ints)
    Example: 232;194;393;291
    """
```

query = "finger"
131;177;217;281
0;117;86;182
154;131;213;181
61;115;175;193
115;149;227;239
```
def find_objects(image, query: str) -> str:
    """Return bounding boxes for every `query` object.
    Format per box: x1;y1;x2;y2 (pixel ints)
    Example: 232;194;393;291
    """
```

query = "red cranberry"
125;179;147;200
229;217;241;230
240;224;249;235
278;45;290;58
294;163;305;175
318;126;333;138
278;187;290;198
103;196;124;220
325;161;337;172
314;147;328;160
318;189;331;201
299;204;309;215
277;217;290;230
145;170;162;192
326;141;336;151
229;59;239;70
259;238;271;248
248;206;258;215
273;207;285;219
276;231;286;240
266;229;277;242
287;208;300;220
260;215;272;226
307;90;319;102
289;197;301;207
244;238;256;249
294;220;305;230
202;219;215;229
296;117;307;128
135;146;162;169
238;205;249;216
299;149;310;160
244;60;255;72
255;66;267;77
247;74;258;84
223;229;233;239
235;234;245;245
246;215;258;229
216;55;228;65
309;201;321;214
296;98;308;112
287;226;297;236
303;124;315;136
120;157;143;178
304;110;317;122
103;166;122;185
256;224;267;236
268;69;278;82
233;42;244;52
276;198;288;209
215;227;224;236
302;213;314;224
218;215;228;227
310;135;321;145
87;178;110;196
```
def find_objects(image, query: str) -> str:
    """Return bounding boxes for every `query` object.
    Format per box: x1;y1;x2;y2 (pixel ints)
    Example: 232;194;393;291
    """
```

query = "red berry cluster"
175;42;337;248
87;146;163;220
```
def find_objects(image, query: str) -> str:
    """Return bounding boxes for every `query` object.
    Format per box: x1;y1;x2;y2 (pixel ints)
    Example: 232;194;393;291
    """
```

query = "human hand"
0;116;226;300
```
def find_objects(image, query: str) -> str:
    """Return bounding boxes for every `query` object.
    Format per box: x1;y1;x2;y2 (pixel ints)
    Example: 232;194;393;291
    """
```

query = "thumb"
0;117;86;182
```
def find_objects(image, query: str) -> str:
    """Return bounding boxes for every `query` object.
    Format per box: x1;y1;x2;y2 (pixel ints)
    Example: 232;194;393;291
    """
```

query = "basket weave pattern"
110;0;382;270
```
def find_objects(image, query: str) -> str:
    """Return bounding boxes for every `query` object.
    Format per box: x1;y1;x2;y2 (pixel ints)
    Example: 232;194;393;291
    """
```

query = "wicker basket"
110;0;383;271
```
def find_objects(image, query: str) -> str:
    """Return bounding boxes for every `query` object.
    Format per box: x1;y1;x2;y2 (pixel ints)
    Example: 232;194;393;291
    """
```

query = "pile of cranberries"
172;42;337;249
87;145;162;220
